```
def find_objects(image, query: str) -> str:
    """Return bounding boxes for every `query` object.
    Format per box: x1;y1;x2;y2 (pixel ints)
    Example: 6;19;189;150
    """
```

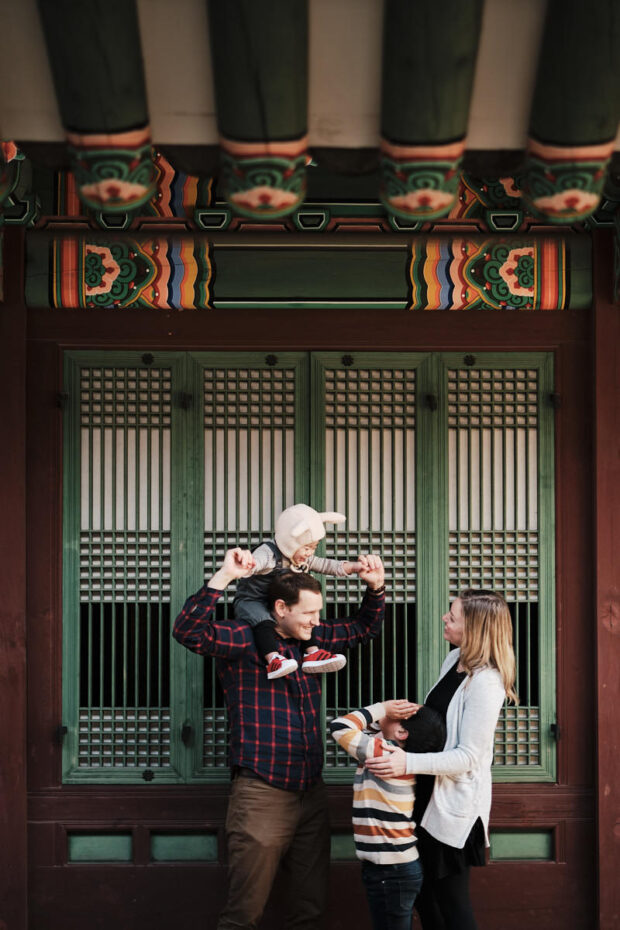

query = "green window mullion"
537;353;556;779
169;353;204;783
416;354;449;702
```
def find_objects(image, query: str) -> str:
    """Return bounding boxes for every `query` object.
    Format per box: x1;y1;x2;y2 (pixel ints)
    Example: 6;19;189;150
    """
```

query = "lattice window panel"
448;367;541;767
323;365;417;772
78;708;171;768
80;531;171;601
202;366;299;768
323;530;416;603
494;706;540;766
449;530;538;601
204;367;296;535
77;365;172;769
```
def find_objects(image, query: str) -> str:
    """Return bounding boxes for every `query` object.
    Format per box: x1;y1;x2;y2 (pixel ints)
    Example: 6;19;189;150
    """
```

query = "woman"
365;589;518;930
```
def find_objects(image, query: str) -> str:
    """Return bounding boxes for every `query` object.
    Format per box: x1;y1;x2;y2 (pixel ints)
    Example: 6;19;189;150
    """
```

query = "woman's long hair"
458;589;519;705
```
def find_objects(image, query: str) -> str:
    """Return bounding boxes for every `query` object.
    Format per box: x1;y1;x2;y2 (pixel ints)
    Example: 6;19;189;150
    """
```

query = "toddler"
233;503;362;678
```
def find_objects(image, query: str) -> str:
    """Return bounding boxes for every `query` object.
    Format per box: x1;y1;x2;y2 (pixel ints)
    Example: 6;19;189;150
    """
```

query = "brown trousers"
217;774;330;930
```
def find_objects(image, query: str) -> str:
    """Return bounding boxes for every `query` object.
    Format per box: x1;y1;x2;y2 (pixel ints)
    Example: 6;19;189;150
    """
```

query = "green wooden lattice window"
62;351;555;784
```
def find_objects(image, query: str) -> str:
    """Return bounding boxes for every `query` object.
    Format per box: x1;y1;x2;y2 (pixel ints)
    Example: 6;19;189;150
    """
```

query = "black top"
413;657;486;876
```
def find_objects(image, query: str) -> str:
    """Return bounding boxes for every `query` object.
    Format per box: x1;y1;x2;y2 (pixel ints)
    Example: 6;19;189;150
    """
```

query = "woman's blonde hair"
458;589;519;705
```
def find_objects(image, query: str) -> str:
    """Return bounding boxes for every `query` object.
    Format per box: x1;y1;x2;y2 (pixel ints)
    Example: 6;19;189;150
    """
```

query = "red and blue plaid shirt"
172;585;385;791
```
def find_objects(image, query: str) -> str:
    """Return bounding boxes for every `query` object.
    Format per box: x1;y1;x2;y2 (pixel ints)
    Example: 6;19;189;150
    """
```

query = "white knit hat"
274;504;346;559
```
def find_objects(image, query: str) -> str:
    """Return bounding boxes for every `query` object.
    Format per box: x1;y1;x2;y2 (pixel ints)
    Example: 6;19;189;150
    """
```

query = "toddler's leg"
302;626;347;676
234;596;298;679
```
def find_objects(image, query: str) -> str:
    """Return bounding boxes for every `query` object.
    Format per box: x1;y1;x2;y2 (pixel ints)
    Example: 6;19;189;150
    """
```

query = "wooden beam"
593;230;620;930
0;227;28;930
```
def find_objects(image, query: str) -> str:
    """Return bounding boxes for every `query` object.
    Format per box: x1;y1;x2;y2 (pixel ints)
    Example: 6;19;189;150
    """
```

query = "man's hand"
357;554;385;590
364;745;408;777
208;548;255;591
383;699;420;720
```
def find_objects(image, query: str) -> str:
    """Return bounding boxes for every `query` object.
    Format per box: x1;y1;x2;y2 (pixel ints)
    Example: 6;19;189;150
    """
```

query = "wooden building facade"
1;2;619;928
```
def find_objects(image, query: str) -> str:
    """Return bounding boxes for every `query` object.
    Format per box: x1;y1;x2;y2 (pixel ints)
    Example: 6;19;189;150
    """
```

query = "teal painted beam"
24;235;593;310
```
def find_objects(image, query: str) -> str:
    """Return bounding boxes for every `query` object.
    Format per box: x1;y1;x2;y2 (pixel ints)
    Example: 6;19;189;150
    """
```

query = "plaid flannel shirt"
172;585;385;791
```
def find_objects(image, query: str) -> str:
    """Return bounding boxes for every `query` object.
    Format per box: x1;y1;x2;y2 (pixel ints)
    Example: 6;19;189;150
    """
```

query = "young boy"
329;700;446;930
233;503;363;679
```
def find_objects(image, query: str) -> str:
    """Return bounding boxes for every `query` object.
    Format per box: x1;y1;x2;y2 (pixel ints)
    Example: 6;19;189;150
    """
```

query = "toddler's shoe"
267;656;298;680
302;650;347;674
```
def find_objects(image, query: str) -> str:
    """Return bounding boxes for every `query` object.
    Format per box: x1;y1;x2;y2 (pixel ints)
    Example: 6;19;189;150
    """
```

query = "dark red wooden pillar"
0;228;28;930
593;231;620;930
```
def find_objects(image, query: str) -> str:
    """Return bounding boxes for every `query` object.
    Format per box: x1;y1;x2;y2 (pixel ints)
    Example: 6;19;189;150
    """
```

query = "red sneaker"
302;650;347;674
267;655;298;680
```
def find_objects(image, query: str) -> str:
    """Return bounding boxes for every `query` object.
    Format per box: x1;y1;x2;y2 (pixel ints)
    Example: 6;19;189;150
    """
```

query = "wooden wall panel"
0;229;28;930
593;233;620;930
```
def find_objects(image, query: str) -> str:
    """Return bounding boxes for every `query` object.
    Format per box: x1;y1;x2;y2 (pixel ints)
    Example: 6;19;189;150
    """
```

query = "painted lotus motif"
80;178;152;207
229;185;302;213
499;177;521;199
388;188;455;216
84;245;121;296
498;247;535;296
532;189;600;218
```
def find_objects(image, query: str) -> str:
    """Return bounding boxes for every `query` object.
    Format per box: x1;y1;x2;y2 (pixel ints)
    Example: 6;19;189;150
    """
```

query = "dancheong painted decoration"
47;237;213;310
408;238;573;310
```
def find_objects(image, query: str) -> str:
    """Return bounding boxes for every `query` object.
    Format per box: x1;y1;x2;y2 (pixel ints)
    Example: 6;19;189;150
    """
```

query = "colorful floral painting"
51;236;213;309
408;237;569;310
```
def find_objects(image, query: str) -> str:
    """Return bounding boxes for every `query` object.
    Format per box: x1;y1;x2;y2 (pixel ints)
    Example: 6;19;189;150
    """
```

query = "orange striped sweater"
329;703;418;864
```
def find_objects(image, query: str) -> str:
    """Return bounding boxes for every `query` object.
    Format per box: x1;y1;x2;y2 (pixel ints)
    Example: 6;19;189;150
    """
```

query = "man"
172;547;386;930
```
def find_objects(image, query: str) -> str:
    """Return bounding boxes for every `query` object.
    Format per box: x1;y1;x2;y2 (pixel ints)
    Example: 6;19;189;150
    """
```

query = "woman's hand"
383;699;421;719
365;745;408;777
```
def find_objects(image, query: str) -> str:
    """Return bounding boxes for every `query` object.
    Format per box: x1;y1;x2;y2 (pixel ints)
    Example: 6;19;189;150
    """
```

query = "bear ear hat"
290;511;346;538
275;504;346;558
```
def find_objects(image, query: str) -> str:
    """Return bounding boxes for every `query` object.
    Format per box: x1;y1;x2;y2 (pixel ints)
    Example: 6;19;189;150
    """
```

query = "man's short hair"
404;706;446;753
268;570;322;608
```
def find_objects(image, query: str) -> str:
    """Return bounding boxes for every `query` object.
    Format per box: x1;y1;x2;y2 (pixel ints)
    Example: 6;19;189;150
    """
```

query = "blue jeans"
361;858;424;930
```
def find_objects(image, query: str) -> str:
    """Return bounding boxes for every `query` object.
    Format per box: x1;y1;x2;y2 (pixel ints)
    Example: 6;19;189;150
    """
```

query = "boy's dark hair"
404;706;446;753
268;570;322;609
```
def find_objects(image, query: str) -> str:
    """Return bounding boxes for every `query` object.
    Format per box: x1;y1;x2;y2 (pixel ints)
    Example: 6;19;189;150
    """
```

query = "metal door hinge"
54;725;68;744
424;394;438;411
550;723;560;741
56;392;69;410
181;721;194;747
176;391;193;410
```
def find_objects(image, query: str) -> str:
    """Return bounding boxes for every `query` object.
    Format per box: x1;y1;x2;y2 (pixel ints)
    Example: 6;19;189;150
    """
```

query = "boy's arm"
329;703;387;763
172;548;255;659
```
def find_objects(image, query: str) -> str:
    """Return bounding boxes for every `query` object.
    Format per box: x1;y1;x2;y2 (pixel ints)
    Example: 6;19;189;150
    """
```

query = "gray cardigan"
405;648;506;848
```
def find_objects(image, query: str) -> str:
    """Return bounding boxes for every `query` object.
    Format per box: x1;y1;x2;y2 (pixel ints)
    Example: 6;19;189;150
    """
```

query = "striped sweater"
329;703;418;864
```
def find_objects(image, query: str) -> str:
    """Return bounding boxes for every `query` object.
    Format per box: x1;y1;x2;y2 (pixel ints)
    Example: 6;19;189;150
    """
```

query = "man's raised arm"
317;554;386;651
172;548;256;658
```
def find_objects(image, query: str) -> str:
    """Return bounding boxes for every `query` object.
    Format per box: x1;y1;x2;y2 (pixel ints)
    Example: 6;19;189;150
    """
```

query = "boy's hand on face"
357;554;385;589
383;699;421;720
